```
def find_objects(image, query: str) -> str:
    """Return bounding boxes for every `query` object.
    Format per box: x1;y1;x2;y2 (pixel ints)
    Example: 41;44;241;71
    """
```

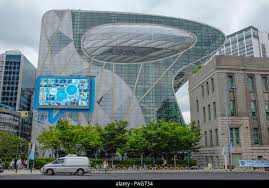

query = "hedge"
34;158;56;169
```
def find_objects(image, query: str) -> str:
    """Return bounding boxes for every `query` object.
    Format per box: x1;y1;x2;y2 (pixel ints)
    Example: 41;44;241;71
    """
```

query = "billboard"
38;77;90;109
34;76;95;124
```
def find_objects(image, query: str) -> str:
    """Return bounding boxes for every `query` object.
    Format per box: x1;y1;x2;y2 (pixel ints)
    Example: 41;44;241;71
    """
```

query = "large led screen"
37;77;93;109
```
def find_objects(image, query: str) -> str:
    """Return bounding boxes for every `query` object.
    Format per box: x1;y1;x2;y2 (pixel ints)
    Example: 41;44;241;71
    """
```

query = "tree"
78;125;102;158
143;120;202;167
127;128;149;167
0;131;29;159
37;126;61;158
101;120;128;165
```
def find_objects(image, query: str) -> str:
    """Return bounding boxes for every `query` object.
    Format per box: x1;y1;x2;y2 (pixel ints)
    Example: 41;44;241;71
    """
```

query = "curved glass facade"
81;24;196;64
32;10;225;141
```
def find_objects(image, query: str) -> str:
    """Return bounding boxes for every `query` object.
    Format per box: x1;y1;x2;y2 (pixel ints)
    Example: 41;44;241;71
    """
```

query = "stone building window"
251;100;257;117
253;128;261;145
261;76;268;92
211;77;214;93
264;100;269;120
230;128;240;145
215;129;219;146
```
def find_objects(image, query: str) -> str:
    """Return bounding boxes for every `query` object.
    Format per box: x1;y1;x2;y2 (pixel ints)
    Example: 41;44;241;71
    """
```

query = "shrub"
34;158;55;169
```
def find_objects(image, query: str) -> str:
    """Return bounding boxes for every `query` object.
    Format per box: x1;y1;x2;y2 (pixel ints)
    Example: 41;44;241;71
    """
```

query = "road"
1;172;269;180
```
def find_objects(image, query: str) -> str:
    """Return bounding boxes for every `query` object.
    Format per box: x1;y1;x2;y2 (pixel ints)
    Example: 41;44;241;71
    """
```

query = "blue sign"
239;160;269;167
34;76;95;124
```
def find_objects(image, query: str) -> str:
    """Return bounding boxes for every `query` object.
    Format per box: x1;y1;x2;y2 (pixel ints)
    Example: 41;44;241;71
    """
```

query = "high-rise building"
189;55;269;168
0;51;36;111
0;51;36;141
218;26;269;58
32;10;225;143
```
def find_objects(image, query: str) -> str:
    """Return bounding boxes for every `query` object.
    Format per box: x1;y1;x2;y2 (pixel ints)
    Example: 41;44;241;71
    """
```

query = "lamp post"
224;84;234;172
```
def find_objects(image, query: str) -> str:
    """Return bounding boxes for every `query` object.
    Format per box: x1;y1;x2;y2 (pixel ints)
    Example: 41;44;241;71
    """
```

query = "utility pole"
224;84;233;172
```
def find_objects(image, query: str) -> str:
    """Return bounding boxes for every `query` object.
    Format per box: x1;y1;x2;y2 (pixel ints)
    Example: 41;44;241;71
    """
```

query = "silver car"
41;156;91;176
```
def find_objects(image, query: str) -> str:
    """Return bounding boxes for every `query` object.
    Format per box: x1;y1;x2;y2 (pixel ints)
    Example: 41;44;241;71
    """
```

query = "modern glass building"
32;10;225;142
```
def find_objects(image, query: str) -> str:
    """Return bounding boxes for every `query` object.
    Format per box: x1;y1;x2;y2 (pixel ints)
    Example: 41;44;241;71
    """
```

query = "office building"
218;26;269;58
0;51;36;141
0;51;36;111
189;55;269;168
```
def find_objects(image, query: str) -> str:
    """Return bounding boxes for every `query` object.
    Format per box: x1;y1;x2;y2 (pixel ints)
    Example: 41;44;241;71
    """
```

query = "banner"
28;144;35;160
239;160;269;167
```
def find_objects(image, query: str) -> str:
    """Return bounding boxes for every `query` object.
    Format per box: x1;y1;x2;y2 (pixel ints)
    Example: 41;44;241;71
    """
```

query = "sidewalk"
1;168;268;175
1;169;41;175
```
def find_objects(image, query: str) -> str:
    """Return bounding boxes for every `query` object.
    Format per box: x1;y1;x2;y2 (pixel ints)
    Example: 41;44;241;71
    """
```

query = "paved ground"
1;170;269;180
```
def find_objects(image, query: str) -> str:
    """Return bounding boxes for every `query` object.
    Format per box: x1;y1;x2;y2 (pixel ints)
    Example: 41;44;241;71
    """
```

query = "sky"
0;0;269;124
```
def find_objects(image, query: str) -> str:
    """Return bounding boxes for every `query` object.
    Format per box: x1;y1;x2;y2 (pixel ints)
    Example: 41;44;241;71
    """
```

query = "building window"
264;100;269;120
215;129;219;146
202;85;204;98
196;100;199;112
247;76;255;92
230;128;240;145
211;77;214;93
268;128;269;141
227;75;235;89
206;81;209;95
210;130;213;146
208;105;211;120
229;100;236;116
203;107;206;123
197;120;200;129
261;43;267;57
250;100;257;117
253;128;260;145
213;102;217;119
261;76;268;92
205;131;207;147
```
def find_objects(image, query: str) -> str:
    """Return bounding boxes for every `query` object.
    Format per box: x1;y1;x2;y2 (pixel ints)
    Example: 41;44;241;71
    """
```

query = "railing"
89;165;269;173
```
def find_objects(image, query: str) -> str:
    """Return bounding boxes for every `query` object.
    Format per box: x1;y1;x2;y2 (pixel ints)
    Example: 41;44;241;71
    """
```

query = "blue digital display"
38;77;91;109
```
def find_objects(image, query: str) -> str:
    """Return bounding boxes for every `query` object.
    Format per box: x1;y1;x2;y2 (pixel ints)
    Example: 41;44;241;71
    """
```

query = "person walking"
14;159;18;173
17;158;22;169
9;159;14;170
162;158;167;168
103;159;108;173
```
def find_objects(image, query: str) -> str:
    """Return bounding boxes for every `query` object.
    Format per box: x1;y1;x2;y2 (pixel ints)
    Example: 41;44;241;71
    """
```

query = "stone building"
189;55;269;168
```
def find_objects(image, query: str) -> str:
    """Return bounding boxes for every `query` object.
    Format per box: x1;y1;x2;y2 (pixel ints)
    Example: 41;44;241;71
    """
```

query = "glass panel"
253;128;260;145
248;76;254;92
261;77;268;91
251;101;257;117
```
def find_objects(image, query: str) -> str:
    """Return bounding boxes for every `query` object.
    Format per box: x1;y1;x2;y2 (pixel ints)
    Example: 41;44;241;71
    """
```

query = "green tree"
37;126;61;158
0;131;29;159
127;128;149;167
78;125;102;158
143;120;201;167
101;120;128;165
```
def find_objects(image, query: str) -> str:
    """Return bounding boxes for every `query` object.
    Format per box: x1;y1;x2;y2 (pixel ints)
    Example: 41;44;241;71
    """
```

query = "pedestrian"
24;160;28;169
17;158;22;169
14;159;18;173
153;160;156;167
103;159;108;173
9;159;14;170
162;158;167;168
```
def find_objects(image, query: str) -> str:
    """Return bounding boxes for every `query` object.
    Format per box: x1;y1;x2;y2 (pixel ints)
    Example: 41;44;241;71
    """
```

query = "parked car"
0;165;4;173
41;155;91;176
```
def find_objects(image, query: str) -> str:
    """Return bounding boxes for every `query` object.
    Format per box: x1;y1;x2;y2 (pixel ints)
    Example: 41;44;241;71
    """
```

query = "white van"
41;156;91;176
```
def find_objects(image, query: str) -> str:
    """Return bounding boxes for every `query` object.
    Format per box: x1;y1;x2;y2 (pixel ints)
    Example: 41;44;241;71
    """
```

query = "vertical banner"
28;144;35;160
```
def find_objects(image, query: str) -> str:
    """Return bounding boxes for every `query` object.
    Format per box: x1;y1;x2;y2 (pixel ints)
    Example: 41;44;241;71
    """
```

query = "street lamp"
224;84;236;172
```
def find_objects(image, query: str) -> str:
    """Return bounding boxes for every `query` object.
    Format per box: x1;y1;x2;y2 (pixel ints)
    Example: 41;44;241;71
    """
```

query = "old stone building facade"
189;55;269;168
